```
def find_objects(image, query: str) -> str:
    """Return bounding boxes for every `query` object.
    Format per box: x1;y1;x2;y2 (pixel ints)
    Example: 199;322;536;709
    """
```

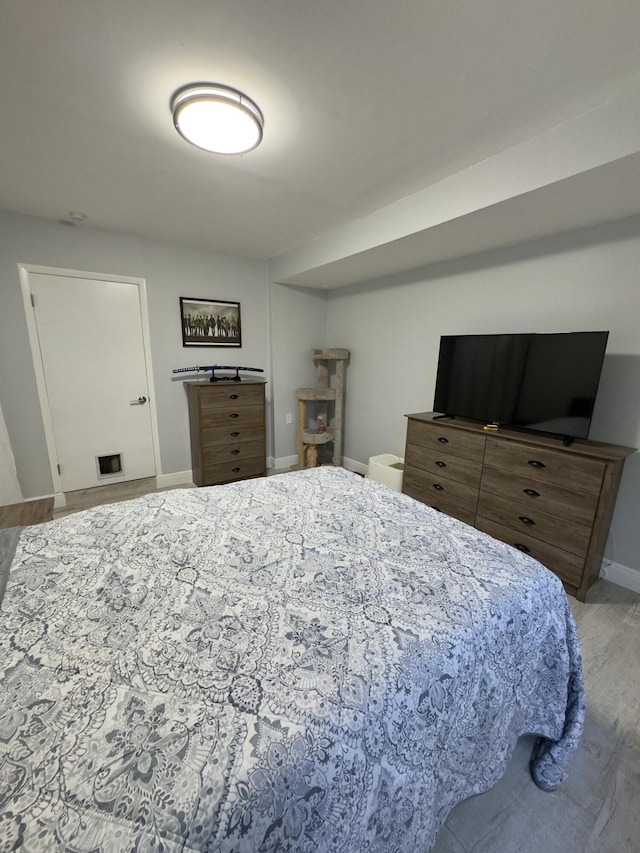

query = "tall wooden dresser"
187;380;266;487
403;412;635;601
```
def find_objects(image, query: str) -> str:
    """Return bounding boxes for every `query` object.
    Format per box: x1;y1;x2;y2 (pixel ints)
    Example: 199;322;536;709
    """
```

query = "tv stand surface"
403;412;635;601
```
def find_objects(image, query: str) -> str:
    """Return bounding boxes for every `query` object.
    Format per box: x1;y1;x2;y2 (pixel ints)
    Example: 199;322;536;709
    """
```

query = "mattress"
0;466;584;851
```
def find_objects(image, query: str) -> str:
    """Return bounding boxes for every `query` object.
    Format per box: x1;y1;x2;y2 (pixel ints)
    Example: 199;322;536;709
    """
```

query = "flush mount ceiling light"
171;83;264;154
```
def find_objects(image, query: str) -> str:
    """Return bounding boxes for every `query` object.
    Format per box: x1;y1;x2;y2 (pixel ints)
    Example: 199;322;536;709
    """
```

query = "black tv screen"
433;331;609;441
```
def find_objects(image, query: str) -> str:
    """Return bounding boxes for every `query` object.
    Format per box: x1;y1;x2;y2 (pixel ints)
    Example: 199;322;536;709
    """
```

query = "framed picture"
180;297;242;348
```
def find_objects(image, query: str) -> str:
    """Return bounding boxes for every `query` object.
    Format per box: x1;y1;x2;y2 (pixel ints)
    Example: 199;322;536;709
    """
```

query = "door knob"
130;396;148;405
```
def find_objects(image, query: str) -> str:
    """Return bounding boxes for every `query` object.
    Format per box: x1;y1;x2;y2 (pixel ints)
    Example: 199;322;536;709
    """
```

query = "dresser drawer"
203;455;266;485
202;423;264;448
205;439;264;463
406;443;482;487
480;466;598;527
188;381;267;489
403;466;478;512
477;492;591;557
199;383;264;410
475;517;584;590
403;413;634;601
200;406;264;430
407;419;485;462
484;440;604;494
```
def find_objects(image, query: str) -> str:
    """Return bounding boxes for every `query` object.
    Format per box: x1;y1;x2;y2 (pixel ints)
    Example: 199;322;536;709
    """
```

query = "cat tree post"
296;348;349;468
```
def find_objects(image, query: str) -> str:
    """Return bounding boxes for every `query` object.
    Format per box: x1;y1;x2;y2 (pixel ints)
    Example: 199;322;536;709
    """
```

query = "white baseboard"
271;456;368;475
7;492;62;508
155;470;194;489
52;492;66;509
600;560;640;594
271;454;298;470
343;457;367;476
269;456;369;475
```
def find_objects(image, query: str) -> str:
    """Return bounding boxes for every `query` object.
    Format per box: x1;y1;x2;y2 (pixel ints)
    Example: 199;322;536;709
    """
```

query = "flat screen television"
433;331;609;443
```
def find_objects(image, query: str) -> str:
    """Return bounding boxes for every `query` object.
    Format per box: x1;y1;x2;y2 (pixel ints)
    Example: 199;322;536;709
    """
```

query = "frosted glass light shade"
171;83;264;154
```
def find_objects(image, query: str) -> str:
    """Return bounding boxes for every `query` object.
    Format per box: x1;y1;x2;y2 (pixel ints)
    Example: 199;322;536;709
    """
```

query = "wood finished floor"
52;470;293;518
53;477;640;852
433;579;640;852
52;476;194;517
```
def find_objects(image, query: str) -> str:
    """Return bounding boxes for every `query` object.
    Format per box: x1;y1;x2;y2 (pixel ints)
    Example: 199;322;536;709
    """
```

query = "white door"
28;272;157;492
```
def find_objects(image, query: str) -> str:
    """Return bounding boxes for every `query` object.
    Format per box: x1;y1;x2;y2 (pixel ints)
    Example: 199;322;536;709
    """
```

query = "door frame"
18;263;162;508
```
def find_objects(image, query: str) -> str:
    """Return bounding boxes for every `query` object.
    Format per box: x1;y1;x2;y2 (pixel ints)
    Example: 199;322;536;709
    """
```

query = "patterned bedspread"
0;467;584;852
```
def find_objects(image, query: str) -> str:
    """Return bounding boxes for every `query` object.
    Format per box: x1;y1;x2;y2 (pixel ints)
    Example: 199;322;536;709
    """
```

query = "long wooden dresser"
187;380;266;487
403;412;635;601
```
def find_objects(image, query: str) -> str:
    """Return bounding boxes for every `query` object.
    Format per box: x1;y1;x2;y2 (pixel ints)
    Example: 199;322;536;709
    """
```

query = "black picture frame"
180;297;242;348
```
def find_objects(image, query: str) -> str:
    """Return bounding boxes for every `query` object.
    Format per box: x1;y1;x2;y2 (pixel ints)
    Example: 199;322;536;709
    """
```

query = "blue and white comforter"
0;466;584;851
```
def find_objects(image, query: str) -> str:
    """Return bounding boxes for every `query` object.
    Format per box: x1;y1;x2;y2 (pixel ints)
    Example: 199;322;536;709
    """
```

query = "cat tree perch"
296;348;349;468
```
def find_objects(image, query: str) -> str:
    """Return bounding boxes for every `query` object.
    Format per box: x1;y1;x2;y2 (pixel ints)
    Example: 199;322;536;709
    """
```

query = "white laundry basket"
365;454;405;492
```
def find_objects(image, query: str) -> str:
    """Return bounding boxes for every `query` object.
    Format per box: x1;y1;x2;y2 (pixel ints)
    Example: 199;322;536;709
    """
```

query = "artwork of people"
180;298;241;347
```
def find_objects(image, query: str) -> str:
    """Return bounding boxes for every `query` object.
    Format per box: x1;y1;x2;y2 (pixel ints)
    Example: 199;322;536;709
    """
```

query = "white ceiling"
2;0;640;281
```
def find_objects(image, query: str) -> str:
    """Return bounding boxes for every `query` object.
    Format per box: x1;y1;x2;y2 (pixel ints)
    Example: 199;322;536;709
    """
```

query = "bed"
0;466;584;852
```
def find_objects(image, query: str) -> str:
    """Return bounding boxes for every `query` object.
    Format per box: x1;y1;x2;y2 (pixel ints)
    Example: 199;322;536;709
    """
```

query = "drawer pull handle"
437;436;449;444
232;466;241;473
432;483;444;491
518;515;535;526
230;431;240;437
231;449;240;455
514;543;531;554
523;488;540;497
230;413;240;419
435;460;447;468
229;394;239;399
527;460;545;469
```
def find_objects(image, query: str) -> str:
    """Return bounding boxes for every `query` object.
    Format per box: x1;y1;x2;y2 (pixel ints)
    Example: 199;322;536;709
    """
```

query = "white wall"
2;207;639;584
269;282;328;466
0;209;269;497
270;88;640;288
324;216;640;579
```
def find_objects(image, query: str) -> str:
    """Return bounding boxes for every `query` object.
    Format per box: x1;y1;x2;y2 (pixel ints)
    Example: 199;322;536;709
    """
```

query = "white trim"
23;491;66;510
271;454;298;471
264;268;274;473
270;456;368;475
155;470;194;489
18;264;162;495
18;265;65;498
136;276;163;479
600;560;640;595
343;456;367;475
